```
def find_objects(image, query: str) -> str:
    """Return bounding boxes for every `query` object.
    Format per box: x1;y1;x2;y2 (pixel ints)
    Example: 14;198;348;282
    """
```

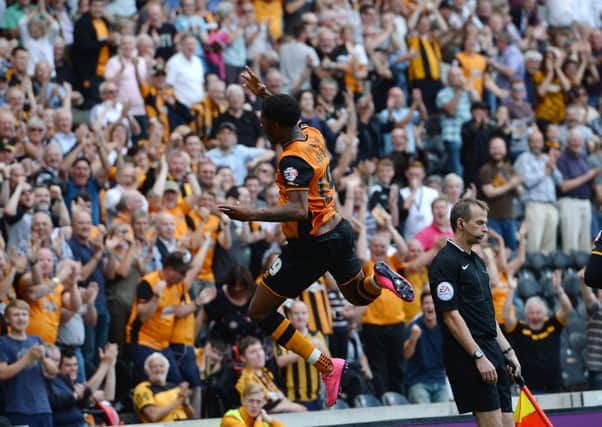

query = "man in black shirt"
429;199;520;427
503;271;572;393
211;84;263;147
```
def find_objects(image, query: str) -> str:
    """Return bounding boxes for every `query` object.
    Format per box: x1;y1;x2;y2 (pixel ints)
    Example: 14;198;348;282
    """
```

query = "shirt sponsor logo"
437;281;454;301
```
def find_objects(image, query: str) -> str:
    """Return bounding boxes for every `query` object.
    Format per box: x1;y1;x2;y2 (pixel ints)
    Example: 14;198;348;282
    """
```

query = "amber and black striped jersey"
275;126;336;239
126;271;186;349
407;32;442;81
274;330;326;402
299;279;333;336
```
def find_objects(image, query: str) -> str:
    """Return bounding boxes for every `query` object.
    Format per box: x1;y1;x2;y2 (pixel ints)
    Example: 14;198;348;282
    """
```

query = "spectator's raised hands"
58;261;79;289
27;234;41;264
434;235;448;250
82;282;99;305
410;323;422;341
72;383;86;400
105;234;124;252
195;286;217;306
518;222;528;240
487;227;503;243
178;382;190;403
463;183;477;199
99;343;118;366
9;248;27;273
176;233;192;251
28;344;46;362
411;88;423;106
552;269;563;292
90;233;104;254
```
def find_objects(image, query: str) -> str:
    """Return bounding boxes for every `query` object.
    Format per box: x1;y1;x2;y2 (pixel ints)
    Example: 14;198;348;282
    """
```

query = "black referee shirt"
429;240;497;343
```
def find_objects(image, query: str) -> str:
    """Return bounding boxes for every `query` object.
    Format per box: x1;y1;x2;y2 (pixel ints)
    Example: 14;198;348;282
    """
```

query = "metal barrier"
125;391;602;427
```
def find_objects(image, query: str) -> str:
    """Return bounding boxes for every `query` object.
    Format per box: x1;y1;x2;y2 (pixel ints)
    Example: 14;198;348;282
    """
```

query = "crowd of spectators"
0;0;601;424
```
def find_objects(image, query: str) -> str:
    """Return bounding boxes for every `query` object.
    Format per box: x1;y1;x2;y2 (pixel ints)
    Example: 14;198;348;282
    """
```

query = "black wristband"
502;347;513;355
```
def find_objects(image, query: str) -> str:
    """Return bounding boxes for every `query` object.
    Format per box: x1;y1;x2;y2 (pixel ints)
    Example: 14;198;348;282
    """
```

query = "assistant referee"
429;199;521;427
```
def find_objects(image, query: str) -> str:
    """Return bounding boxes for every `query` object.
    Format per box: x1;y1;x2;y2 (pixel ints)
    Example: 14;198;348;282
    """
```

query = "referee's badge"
436;282;454;301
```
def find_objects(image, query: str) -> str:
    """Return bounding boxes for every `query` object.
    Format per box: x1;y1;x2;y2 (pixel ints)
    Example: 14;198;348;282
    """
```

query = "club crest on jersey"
283;166;298;182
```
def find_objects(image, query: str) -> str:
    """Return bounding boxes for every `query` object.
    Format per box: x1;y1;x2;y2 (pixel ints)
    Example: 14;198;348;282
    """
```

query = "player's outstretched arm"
218;189;309;222
241;66;273;100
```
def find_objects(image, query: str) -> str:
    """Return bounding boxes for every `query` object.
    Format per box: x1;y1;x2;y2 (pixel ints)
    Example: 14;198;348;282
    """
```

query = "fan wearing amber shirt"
20;253;81;344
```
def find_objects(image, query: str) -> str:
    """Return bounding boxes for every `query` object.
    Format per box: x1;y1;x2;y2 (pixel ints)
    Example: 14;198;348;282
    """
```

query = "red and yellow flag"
514;387;553;427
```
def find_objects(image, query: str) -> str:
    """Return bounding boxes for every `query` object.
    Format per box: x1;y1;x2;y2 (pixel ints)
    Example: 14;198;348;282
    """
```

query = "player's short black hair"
262;94;300;128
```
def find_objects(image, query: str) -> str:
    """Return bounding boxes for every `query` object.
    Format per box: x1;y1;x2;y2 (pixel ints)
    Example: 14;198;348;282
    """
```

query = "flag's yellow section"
514;388;553;427
514;390;537;422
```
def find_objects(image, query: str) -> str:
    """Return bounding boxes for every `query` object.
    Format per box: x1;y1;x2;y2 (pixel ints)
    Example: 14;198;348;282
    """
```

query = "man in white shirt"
89;81;127;129
400;161;439;240
50;108;77;155
279;23;319;94
166;33;204;108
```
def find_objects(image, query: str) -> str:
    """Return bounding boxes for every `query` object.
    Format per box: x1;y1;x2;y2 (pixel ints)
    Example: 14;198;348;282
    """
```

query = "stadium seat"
572;251;591;270
562;331;588;390
569;332;586;354
381;392;409;406
525;253;551;275
353;394;382;408
566;308;586;335
562;270;581;299
550;251;572;270
329;400;350;410
517;271;541;300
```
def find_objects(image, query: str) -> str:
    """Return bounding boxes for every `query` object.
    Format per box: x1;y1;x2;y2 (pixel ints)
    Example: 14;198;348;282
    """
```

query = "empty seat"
566;310;586;335
353;393;382;408
550;251;572;270
572;250;591;270
381;392;409;406
328;399;350;410
562;271;581;299
562;331;588;390
569;332;586;354
525;253;551;274
517;273;541;300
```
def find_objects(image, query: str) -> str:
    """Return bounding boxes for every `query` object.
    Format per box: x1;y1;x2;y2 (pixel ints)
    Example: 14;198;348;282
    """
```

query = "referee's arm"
441;311;485;356
441;311;497;384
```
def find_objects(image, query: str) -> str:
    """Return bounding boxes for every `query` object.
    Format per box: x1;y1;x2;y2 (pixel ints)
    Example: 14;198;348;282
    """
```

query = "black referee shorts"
261;218;362;299
444;338;512;414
